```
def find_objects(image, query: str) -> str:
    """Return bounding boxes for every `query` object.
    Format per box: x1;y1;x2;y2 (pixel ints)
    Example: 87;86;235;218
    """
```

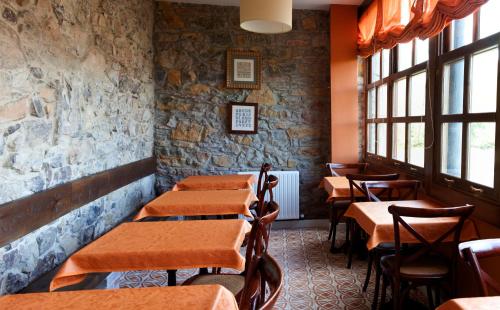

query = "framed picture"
229;102;258;134
226;49;261;89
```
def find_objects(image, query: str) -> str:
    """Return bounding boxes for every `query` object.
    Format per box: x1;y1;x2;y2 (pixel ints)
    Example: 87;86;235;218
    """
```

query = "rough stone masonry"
0;0;155;294
154;2;331;218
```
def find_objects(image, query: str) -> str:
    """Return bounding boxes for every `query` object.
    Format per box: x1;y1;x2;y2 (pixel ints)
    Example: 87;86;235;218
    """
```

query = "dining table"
134;189;258;220
344;199;479;250
436;296;500;310
50;219;251;291
0;285;239;310
321;176;362;202
173;174;256;191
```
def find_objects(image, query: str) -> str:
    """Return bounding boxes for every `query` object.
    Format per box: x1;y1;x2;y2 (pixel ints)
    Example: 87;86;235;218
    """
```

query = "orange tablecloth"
321;177;363;202
0;285;238;310
173;174;256;191
134;189;258;220
50;219;251;291
437;296;500;310
344;200;478;250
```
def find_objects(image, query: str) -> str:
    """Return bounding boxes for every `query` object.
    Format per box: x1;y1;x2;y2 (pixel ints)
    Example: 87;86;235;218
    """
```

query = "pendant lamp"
240;0;292;34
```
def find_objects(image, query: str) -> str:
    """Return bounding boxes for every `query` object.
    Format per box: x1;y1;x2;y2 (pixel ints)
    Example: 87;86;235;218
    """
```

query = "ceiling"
157;0;364;11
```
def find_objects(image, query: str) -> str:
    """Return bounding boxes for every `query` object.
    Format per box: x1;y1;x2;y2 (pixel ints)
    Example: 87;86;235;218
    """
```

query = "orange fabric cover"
50;219;251;291
321;177;363;201
0;285;238;310
437;296;500;310
358;0;487;56
174;174;256;191
134;189;258;220
345;200;478;250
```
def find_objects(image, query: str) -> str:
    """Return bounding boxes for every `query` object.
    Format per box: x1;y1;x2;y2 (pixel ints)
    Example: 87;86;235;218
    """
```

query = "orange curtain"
358;0;489;57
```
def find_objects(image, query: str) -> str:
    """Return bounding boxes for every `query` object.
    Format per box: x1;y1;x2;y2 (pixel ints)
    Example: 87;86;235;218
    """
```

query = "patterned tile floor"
108;227;385;309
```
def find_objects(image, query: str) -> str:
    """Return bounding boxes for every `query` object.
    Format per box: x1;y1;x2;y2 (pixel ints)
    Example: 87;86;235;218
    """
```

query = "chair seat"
381;254;450;278
184;274;245;295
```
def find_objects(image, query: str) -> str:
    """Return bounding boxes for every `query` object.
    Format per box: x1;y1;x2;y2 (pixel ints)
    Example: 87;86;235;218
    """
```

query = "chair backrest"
326;162;368;177
388;204;475;280
459;239;500;296
256;163;272;200
256;175;279;217
239;253;283;310
245;200;280;271
345;173;399;202
361;180;421;202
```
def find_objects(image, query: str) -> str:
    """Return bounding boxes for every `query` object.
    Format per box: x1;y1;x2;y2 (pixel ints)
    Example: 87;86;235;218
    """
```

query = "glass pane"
377;84;387;118
377;123;387;157
409;71;426;116
371;52;381;82
442;59;464;115
451;14;474;50
392;123;406;161
367;88;376;119
393;78;407;117
398;41;413;71
415;39;429;64
470;47;498;113
480;0;500;39
441;123;462;178
409;122;425;167
367;123;376;153
467;122;496;187
400;0;411;25
382;49;390;78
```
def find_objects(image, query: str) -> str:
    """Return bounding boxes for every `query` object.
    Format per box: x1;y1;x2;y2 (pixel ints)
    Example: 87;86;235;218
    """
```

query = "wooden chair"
249;163;272;217
380;204;475;310
360;180;420;310
459;238;500;296
255;174;279;218
345;173;400;269
325;162;368;252
239;253;283;310
183;201;280;304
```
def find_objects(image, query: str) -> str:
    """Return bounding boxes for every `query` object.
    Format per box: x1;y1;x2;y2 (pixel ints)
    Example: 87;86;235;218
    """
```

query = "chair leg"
380;275;387;309
363;251;374;292
434;285;441;306
329;208;339;252
371;257;382;310
347;220;356;269
392;278;400;310
427;285;435;310
328;221;334;240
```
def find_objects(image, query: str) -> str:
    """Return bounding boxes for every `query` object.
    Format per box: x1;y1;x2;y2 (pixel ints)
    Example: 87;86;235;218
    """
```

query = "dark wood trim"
0;157;156;247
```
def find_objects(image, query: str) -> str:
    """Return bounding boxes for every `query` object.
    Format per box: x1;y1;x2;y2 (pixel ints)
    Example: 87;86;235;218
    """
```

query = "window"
364;3;500;202
435;8;500;198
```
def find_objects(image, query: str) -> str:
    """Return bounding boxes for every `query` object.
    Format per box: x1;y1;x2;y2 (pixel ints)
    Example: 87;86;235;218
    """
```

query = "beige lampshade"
240;0;292;34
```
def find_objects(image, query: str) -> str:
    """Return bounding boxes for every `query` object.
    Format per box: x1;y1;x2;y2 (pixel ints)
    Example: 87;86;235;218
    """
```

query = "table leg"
167;270;177;286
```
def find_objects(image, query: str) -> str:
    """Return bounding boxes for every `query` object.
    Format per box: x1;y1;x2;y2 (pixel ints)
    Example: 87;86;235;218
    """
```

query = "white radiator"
238;170;300;220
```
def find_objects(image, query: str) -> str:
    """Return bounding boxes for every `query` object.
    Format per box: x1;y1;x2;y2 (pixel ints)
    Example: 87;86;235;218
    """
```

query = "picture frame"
229;102;259;134
226;49;262;89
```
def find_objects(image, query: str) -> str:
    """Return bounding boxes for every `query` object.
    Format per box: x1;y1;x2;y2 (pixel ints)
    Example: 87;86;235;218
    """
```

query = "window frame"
435;31;500;201
363;7;500;204
365;39;428;177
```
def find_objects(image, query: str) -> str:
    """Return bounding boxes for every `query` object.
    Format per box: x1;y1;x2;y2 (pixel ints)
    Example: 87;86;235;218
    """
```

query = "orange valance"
358;0;489;57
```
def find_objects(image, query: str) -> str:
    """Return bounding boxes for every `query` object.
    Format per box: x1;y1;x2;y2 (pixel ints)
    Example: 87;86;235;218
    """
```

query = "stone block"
213;155;232;167
189;83;210;95
246;84;276;106
171;122;204;142
287;127;321;139
0;97;29;123
167;69;182;87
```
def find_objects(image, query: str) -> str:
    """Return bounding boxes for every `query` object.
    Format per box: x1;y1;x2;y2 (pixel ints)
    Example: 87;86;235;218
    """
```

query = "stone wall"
154;2;331;218
0;0;155;294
